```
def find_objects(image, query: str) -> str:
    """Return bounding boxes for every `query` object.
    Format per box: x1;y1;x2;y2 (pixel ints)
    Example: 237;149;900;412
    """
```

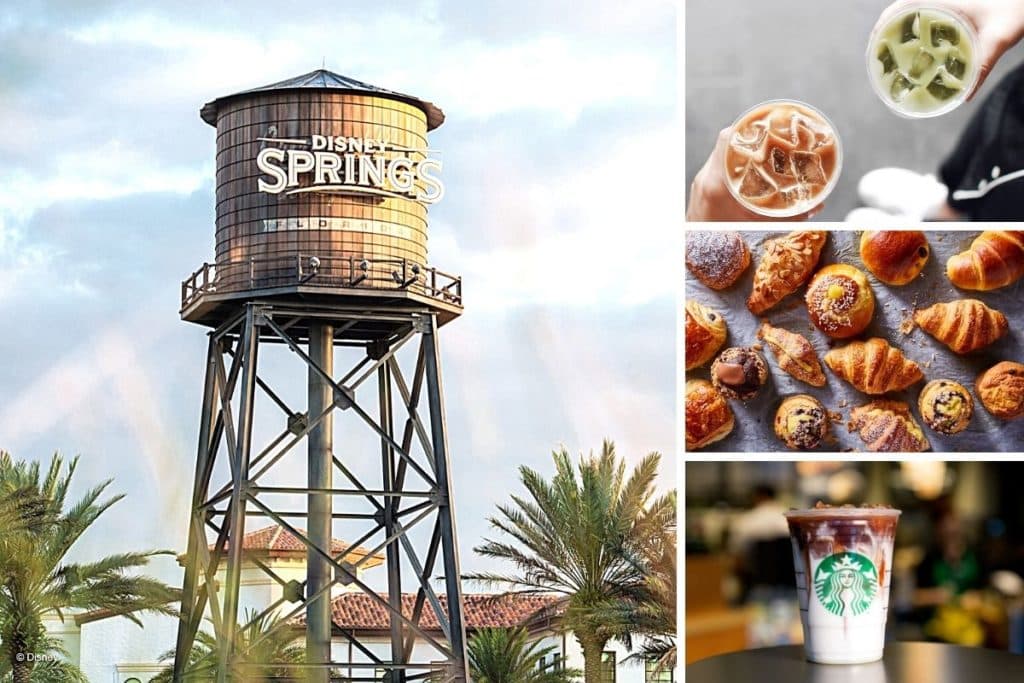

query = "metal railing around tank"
181;254;463;311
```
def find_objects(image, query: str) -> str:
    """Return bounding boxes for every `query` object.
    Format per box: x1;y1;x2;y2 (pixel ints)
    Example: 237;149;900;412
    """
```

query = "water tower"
173;69;469;682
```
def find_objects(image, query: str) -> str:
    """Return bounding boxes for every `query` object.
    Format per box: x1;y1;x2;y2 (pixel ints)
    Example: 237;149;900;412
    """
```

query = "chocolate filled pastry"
976;361;1024;420
774;394;829;450
685;300;727;370
859;230;929;285
849;400;930;452
710;347;769;401
685;379;734;450
686;231;750;290
918;379;973;435
805;263;875;338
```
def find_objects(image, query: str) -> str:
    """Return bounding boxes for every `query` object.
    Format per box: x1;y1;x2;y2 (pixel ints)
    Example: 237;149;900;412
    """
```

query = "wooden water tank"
201;69;445;293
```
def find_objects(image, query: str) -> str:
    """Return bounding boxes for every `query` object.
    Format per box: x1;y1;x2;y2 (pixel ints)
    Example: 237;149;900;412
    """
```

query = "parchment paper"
685;230;1024;453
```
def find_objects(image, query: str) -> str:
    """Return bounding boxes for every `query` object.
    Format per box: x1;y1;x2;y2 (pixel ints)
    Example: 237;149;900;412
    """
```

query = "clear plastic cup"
785;507;901;665
866;2;980;118
723;100;843;218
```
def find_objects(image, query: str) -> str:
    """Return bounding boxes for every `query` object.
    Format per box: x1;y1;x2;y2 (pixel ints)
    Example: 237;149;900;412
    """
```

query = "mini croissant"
757;322;826;387
913;299;1008;354
747;231;827;315
849;400;930;452
824;338;924;394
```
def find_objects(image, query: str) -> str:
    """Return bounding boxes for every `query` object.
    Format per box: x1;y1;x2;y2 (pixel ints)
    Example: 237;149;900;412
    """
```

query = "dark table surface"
686;643;1024;683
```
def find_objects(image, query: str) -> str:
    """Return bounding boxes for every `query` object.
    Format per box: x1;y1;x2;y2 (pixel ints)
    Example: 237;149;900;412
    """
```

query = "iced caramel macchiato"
785;504;900;665
724;100;842;217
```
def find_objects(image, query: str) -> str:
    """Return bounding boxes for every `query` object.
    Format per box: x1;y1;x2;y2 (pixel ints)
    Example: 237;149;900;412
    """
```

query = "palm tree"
470;441;674;683
468;627;580;683
0;452;180;683
151;609;305;682
596;505;677;673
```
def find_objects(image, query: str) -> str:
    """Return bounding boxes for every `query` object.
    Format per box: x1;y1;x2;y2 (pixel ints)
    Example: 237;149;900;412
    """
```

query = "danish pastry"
918;379;973;435
774;394;829;450
805;264;875;338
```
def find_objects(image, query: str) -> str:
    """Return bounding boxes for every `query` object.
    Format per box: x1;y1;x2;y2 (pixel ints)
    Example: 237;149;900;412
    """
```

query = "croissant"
947;231;1024;291
824;338;923;394
913;299;1008;354
757;322;826;387
849;400;930;452
747;231;827;315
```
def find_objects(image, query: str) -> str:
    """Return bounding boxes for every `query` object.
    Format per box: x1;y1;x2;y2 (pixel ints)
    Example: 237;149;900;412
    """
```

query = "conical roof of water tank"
199;68;445;130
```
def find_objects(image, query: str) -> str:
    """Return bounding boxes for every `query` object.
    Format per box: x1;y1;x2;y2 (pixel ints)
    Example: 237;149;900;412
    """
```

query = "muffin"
918;380;973;435
976;361;1024;420
710;347;769;401
774;395;829;450
686;231;751;290
805;263;876;338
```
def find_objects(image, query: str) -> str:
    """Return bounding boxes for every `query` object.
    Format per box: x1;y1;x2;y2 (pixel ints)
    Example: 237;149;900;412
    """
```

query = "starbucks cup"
785;507;901;665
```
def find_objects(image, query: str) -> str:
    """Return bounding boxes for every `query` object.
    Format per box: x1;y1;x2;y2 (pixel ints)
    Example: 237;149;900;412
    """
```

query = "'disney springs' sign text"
256;135;444;204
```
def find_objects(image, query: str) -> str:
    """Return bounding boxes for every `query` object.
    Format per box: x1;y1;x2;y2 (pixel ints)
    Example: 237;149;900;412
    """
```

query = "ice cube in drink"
723;100;842;217
785;505;901;665
867;4;978;117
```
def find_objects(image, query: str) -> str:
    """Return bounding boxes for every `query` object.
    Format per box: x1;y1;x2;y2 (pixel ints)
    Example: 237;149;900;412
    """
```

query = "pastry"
976;361;1024;419
757;322;826;387
918;379;973;435
774;394;829;450
824;338;923;394
859;230;929;285
685;379;734;450
710;347;769;401
805;264;875;338
747;230;827;315
947;231;1024;291
685;300;727;370
913;299;1008;354
849;400;930;452
686;231;750;290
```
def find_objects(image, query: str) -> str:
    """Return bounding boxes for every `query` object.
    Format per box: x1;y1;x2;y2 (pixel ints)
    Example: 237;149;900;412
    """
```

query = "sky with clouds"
0;0;677;587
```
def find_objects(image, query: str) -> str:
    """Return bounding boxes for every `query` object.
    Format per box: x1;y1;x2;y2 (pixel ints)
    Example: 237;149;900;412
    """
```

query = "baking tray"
685;230;1024;453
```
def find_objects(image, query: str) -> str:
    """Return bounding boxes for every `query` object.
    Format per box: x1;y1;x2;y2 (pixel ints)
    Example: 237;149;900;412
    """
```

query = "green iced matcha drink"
868;4;978;117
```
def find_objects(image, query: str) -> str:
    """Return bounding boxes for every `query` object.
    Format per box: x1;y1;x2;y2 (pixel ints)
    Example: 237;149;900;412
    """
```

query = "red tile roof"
301;593;562;632
203;524;383;565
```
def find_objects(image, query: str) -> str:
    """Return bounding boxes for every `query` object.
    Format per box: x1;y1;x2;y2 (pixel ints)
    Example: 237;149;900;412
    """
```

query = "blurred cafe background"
685;461;1024;664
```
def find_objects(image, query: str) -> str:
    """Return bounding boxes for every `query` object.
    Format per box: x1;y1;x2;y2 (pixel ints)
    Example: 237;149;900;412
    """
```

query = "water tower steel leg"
307;322;334;682
422;315;469;682
217;306;260;683
379;359;406;681
174;336;220;681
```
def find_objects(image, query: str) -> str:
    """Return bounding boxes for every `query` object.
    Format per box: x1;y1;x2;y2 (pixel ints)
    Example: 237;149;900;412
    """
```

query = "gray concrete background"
685;1;1024;221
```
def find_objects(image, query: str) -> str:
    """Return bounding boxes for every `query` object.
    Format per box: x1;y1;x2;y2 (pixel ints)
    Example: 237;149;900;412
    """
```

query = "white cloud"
431;123;678;310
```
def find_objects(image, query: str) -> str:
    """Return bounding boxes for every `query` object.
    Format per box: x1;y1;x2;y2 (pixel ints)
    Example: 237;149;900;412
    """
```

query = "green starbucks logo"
813;552;878;617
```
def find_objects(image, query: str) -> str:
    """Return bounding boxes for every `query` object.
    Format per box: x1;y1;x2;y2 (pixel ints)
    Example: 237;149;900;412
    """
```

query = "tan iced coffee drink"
868;4;978;117
785;504;900;665
724;100;842;217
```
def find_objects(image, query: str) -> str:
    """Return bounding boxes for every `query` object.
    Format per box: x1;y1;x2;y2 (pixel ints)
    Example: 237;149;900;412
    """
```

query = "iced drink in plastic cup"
785;505;901;665
867;3;979;117
723;100;842;218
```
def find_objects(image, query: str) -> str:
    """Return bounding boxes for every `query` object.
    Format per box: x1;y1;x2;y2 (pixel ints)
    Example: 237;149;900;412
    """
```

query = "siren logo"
256;135;444;204
813;552;879;617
